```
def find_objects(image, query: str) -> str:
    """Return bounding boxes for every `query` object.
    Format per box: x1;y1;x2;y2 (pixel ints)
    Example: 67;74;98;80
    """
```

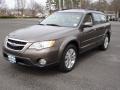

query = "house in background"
105;11;119;21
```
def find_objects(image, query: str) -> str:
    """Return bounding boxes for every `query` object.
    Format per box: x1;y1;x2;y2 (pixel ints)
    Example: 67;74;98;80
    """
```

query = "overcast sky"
5;0;47;8
4;0;100;9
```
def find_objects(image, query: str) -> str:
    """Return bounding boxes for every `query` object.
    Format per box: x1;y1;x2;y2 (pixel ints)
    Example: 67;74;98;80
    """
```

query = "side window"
93;13;107;24
92;13;101;24
100;14;107;23
83;14;93;24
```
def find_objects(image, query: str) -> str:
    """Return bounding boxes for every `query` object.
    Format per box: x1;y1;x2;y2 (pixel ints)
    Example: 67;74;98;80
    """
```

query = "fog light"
39;59;47;65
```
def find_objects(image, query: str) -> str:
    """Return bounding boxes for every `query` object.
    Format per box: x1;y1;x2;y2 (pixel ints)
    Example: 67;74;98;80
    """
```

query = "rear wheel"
59;44;78;72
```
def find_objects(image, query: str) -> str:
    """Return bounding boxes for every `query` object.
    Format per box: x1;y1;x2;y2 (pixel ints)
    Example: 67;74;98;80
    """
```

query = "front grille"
8;39;26;45
6;38;27;50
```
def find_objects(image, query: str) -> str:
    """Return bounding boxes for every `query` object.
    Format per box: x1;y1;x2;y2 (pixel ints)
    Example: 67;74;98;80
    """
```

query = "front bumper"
2;46;59;67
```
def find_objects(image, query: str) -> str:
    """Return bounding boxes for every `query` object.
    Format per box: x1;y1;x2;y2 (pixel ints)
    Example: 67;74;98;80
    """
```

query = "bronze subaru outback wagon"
3;9;111;72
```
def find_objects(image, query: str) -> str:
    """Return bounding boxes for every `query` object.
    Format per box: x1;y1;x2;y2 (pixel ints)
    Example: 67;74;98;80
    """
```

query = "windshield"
40;12;83;27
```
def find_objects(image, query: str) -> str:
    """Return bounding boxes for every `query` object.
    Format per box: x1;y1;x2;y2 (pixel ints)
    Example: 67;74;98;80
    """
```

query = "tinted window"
100;14;107;23
93;13;106;24
93;13;101;24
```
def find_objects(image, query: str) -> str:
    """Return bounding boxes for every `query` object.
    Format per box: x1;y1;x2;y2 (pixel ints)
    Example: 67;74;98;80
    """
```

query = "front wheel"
59;44;78;72
99;34;110;50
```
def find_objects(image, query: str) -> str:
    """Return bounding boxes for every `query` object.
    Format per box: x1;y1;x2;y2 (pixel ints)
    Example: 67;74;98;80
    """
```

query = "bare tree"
30;0;44;16
30;0;36;16
20;0;26;16
53;0;91;10
81;0;91;9
15;0;26;16
34;3;44;14
90;0;109;11
110;0;120;17
15;0;20;16
0;0;7;16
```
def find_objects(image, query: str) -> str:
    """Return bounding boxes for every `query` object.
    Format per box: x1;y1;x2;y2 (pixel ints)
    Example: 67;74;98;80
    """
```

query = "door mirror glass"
83;22;93;28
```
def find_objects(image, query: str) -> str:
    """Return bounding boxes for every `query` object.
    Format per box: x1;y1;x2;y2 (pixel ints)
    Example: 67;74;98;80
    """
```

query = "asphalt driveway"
0;19;120;90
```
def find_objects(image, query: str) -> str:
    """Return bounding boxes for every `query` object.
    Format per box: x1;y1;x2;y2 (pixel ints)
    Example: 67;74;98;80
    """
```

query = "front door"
80;13;97;49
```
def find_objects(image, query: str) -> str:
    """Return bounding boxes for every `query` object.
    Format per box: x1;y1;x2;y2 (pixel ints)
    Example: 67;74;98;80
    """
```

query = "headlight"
29;41;55;50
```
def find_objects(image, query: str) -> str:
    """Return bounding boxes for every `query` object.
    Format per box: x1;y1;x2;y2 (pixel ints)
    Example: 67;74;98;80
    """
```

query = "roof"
58;9;104;14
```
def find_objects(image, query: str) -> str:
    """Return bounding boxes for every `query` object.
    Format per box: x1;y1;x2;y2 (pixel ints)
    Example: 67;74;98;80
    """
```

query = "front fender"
57;36;80;62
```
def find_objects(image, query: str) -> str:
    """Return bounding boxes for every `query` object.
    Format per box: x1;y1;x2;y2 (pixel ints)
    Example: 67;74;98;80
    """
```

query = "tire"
59;44;78;72
99;34;110;50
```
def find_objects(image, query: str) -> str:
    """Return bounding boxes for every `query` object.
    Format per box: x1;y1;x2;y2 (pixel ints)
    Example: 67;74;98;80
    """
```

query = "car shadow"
12;64;61;76
75;48;101;67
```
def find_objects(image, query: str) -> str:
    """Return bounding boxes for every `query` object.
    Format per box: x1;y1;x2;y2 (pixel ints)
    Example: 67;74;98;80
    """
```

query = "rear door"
92;13;108;42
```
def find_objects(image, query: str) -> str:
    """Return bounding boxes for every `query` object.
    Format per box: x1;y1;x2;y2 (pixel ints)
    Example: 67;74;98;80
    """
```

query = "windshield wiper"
46;24;61;27
39;23;61;27
39;23;45;25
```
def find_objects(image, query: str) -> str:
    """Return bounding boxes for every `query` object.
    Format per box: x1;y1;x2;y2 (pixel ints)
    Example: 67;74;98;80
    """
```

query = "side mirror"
82;22;93;28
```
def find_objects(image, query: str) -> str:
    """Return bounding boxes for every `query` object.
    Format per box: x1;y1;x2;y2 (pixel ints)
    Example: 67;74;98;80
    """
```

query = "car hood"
8;25;75;42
